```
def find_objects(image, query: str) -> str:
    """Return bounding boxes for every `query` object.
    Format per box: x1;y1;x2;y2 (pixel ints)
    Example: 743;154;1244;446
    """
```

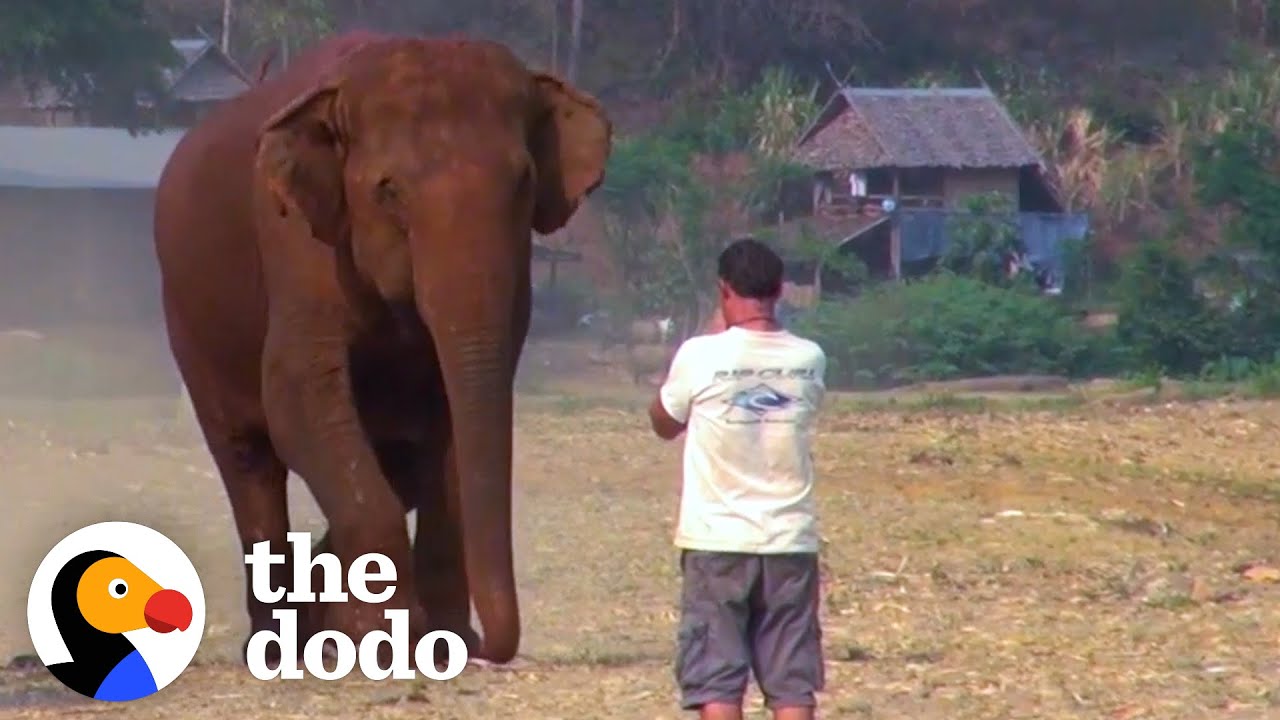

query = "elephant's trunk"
435;328;520;663
410;213;526;665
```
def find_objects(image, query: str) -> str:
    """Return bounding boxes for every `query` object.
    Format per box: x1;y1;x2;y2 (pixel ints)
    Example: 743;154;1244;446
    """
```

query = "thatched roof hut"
791;86;1061;213
794;87;1044;170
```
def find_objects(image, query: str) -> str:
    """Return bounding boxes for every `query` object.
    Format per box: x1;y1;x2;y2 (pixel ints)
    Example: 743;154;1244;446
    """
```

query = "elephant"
152;30;611;667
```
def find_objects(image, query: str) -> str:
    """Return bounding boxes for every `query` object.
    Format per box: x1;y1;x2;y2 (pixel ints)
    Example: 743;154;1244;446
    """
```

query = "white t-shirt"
659;326;827;554
848;171;866;197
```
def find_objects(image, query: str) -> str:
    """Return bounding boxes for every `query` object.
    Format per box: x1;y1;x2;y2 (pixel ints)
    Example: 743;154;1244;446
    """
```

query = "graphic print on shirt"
721;382;808;424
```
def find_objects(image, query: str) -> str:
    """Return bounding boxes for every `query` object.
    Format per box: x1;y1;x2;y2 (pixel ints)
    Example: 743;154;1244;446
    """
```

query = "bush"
1114;240;1225;375
790;274;1118;390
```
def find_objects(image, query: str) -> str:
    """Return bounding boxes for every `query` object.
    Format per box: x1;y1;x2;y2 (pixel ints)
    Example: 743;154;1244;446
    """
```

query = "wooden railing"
818;193;946;218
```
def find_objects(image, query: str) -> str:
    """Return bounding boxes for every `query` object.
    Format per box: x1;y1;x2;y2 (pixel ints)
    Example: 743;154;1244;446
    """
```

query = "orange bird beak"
143;588;192;633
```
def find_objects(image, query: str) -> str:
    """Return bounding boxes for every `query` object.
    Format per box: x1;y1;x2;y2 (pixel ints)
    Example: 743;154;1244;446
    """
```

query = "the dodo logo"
26;522;206;702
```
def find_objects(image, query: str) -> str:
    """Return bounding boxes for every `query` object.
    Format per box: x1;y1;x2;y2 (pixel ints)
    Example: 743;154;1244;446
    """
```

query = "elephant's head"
253;36;612;663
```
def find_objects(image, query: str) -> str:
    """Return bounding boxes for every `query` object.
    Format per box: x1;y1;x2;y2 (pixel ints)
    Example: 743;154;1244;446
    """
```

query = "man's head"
717;237;784;303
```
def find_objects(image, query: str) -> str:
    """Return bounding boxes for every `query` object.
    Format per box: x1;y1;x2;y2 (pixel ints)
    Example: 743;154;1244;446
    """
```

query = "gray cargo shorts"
675;549;824;710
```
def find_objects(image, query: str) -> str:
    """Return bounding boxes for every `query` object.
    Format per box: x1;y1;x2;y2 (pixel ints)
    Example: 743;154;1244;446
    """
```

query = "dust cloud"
0;130;659;666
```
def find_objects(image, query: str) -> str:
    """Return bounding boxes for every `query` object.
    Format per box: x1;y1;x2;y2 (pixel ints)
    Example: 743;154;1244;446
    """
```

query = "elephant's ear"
255;83;348;246
529;73;612;235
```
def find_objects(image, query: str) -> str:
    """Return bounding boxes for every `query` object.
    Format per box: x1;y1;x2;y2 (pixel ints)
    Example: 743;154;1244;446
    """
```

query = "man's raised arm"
649;307;724;440
649;340;697;441
648;394;686;440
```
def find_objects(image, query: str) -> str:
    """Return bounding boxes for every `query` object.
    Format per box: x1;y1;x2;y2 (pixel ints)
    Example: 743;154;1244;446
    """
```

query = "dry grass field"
1;334;1278;719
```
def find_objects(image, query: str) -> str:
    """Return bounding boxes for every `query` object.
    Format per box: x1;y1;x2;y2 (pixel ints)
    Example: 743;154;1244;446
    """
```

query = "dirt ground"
1;335;1279;719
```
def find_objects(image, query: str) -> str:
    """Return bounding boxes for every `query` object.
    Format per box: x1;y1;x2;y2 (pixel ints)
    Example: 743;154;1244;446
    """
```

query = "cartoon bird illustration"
45;549;192;702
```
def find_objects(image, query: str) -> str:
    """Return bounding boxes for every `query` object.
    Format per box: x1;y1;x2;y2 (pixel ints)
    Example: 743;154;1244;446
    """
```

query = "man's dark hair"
717;237;784;299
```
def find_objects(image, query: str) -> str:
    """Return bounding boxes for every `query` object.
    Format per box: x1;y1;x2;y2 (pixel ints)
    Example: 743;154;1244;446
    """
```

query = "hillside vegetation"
9;1;1280;386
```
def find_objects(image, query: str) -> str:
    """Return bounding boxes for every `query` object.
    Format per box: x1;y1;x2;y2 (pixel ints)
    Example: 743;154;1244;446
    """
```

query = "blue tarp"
895;208;1090;283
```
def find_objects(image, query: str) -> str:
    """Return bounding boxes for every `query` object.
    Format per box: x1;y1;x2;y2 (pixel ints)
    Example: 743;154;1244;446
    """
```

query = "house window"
898;167;944;197
865;168;894;196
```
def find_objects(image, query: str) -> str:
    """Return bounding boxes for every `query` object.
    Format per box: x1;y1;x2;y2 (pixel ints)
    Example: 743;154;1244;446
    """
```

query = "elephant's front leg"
369;411;479;662
302;440;424;630
413;432;480;660
260;325;430;644
331;426;476;666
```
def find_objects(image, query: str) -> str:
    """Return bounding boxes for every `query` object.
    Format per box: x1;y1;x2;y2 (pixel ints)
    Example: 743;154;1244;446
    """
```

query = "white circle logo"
26;522;206;702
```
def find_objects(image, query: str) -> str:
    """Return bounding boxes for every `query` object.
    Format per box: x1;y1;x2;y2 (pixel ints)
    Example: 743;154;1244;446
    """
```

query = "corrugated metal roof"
0;125;186;188
172;38;212;64
793;87;1044;170
160;37;250;101
167;54;250;103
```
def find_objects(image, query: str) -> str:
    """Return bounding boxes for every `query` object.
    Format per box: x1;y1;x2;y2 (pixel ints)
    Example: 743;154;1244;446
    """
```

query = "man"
848;169;866;199
649;238;828;720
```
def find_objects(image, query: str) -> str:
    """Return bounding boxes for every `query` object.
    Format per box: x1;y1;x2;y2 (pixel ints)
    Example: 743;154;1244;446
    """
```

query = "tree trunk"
566;0;583;83
221;0;233;54
653;0;682;76
550;0;559;73
714;0;728;81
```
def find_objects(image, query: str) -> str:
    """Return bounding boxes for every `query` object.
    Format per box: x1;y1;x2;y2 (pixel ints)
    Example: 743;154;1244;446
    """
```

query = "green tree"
1114;240;1223;375
0;0;180;129
1194;115;1280;274
240;0;333;67
1189;113;1280;362
596;132;718;331
940;192;1024;286
596;67;820;335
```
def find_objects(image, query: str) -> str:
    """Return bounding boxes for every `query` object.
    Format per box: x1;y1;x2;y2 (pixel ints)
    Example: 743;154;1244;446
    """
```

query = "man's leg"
675;550;758;717
773;704;815;720
750;552;824;720
699;703;744;720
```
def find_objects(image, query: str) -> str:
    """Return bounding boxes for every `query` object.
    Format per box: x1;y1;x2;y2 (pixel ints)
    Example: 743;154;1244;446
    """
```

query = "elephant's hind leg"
167;320;303;669
180;383;299;667
203;429;298;665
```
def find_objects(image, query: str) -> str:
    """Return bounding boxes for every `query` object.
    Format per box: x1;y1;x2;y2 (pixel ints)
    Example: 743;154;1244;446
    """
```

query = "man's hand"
650;347;688;440
650;327;697;440
700;306;727;335
648;395;686;440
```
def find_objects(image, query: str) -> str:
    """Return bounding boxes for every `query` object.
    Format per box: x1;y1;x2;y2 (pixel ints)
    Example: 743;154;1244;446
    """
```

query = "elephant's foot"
240;633;340;674
241;632;298;673
239;596;331;673
465;655;531;671
427;620;480;667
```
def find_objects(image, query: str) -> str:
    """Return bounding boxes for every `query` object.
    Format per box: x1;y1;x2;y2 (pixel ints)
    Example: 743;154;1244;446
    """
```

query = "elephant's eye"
374;177;400;206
